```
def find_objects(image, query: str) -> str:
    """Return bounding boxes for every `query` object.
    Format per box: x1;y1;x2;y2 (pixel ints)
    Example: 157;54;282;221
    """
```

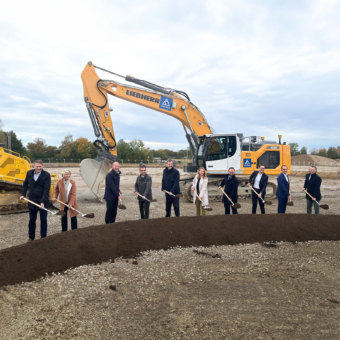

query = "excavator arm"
81;61;214;201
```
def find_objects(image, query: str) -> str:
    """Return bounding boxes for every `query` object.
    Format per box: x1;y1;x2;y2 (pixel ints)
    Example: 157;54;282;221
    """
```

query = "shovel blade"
320;204;329;210
264;201;273;205
118;204;126;210
84;213;95;218
287;202;294;206
203;206;213;211
80;157;112;203
150;199;158;202
175;194;183;197
55;211;66;216
233;203;241;209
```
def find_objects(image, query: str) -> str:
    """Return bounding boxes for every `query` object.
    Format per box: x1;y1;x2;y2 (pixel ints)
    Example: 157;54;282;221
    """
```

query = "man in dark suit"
20;160;51;242
134;165;152;219
247;164;268;214
303;166;322;214
219;167;239;215
104;162;122;224
162;159;180;217
276;165;291;214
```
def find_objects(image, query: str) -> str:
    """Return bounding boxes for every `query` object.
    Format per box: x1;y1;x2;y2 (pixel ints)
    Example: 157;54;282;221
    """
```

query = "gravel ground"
0;166;339;339
1;241;339;340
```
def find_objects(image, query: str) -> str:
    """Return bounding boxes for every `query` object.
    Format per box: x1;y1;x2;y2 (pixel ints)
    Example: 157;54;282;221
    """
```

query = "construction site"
1;163;340;339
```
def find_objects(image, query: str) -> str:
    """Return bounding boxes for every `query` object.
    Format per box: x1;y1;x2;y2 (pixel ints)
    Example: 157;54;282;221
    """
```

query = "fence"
292;162;340;167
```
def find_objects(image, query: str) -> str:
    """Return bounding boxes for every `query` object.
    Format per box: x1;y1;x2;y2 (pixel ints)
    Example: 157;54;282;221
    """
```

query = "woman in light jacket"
53;170;79;231
191;167;209;216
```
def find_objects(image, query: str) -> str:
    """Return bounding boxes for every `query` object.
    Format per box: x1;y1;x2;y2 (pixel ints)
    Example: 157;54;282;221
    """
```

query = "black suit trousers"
139;200;150;219
224;201;238;215
165;195;180;217
61;206;78;232
105;198;118;224
252;189;265;214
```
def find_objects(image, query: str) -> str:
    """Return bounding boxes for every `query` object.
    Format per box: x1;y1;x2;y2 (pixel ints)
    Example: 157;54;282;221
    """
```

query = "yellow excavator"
80;62;291;202
0;133;59;214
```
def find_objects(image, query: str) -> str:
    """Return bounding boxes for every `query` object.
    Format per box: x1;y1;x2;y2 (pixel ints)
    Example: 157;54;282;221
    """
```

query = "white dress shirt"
254;173;262;189
33;172;41;181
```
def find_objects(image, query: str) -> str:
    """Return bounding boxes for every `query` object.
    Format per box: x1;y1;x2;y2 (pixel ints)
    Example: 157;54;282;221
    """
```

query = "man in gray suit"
134;165;152;219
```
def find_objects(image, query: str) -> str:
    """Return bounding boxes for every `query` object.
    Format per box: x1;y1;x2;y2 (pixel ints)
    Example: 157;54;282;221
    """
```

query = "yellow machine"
80;62;291;202
0;147;59;214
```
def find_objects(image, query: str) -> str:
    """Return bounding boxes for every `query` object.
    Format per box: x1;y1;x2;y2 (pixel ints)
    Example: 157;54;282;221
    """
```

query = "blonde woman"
53;170;79;231
191;167;209;216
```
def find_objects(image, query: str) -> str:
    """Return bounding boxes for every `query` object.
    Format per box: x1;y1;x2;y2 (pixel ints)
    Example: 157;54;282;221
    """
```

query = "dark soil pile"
1;214;339;287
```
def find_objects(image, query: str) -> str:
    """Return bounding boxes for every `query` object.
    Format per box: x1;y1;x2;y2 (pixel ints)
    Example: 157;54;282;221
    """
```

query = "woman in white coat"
192;167;209;216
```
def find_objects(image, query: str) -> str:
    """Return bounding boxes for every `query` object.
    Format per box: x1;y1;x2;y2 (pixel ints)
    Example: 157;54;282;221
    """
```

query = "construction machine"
0;133;59;214
80;62;291;202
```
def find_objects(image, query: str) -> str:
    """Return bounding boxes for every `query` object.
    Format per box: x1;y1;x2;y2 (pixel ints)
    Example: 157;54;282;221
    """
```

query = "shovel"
136;193;157;203
219;187;241;209
20;197;65;216
54;199;94;218
118;199;126;210
303;189;329;210
193;190;213;211
248;184;272;205
164;190;183;198
287;196;294;206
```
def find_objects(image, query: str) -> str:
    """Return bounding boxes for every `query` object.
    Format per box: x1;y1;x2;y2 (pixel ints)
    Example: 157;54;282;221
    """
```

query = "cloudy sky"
0;0;339;152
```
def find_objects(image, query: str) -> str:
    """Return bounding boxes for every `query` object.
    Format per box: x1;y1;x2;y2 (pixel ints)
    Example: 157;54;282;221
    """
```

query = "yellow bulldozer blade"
80;158;112;202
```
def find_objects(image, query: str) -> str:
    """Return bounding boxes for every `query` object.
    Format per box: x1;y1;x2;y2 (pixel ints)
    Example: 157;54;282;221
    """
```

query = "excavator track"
181;176;277;203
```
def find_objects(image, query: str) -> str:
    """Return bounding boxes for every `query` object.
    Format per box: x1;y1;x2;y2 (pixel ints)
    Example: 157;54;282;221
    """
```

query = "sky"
0;0;339;152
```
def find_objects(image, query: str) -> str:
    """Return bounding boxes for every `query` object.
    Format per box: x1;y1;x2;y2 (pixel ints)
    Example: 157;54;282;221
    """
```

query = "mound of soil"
1;214;340;287
291;154;339;166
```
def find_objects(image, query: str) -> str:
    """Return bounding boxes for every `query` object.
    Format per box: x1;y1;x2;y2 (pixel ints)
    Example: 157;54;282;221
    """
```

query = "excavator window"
206;136;237;161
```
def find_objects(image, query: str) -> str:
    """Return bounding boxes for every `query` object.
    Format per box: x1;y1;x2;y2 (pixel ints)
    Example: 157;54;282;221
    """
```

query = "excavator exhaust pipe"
80;157;112;202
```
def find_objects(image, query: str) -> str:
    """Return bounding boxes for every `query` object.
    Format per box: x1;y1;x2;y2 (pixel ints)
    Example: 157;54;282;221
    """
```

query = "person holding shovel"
134;165;152;219
247;164;268;214
219;167;239;215
104;162;122;224
303;166;322;214
276;165;291;213
20;160;51;242
162;159;180;217
191;167;209;216
53;170;78;231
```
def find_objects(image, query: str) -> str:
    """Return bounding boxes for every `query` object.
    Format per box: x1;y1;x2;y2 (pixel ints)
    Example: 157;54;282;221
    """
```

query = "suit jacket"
104;170;121;201
161;167;180;195
248;171;268;196
304;173;321;201
220;175;239;203
21;169;51;209
54;178;79;217
192;175;209;206
135;174;152;201
276;173;290;198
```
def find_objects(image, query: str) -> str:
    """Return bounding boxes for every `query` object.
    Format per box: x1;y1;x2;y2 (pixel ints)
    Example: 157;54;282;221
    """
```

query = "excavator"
0;132;59;214
80;62;291;202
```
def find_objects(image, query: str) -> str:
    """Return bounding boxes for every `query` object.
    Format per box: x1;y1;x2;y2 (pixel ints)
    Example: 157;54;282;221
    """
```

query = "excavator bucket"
80;157;112;202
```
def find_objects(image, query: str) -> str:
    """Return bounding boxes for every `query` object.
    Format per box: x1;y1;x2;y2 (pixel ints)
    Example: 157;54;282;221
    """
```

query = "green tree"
336;146;340;159
326;147;338;159
27;138;48;160
73;137;97;159
310;148;318;155
300;146;307;155
288;143;300;156
60;134;74;158
0;120;5;145
117;139;130;160
318;148;327;157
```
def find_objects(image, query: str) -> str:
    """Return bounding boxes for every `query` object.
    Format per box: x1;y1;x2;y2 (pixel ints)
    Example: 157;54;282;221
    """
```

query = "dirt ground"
0;166;340;339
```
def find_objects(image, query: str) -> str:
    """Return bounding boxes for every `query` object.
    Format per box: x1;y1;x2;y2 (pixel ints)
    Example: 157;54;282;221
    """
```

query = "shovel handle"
136;192;150;202
164;190;174;197
219;187;235;206
55;198;77;211
304;190;320;206
21;197;52;214
248;184;265;203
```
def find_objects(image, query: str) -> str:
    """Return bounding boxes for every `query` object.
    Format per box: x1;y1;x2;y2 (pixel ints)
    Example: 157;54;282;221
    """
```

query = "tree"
318;148;327;157
288;143;300;156
300;146;308;155
310;148;318;155
60;134;74;158
336;146;340;159
27;138;48;160
326;147;338;159
73;137;97;159
0;120;5;145
10;132;27;156
117;139;130;160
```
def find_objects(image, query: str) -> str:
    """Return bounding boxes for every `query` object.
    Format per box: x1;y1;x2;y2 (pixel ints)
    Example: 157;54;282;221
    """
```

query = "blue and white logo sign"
243;158;251;168
159;96;173;111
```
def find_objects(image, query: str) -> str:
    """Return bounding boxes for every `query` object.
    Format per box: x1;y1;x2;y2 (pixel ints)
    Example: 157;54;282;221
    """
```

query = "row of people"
20;159;323;242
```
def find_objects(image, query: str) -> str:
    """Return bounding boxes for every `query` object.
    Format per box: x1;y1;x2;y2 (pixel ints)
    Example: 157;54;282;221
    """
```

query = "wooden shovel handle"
21;197;43;209
248;184;265;202
219;187;230;200
55;198;76;211
304;190;314;200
